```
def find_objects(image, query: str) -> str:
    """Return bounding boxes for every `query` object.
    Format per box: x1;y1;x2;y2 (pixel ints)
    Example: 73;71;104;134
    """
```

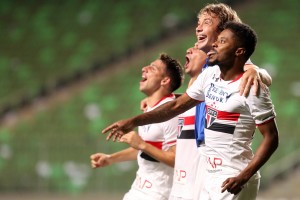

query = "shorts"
168;195;192;200
123;188;168;200
199;173;260;200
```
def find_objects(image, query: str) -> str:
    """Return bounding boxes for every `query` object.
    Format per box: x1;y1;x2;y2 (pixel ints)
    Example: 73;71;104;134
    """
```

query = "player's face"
185;47;206;77
139;59;167;96
207;29;238;66
195;12;221;53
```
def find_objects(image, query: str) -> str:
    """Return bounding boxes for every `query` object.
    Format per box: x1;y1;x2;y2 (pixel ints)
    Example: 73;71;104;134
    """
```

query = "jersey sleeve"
186;66;216;101
246;86;276;125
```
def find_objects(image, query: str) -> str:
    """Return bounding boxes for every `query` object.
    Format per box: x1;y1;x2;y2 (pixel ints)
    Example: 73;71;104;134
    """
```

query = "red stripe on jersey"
166;140;176;146
207;106;240;121
145;141;163;149
217;110;240;121
179;116;195;125
256;117;275;126
152;93;175;107
228;72;244;84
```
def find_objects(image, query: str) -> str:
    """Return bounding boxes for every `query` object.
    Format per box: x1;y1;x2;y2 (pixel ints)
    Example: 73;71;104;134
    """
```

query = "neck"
146;90;171;108
187;70;201;88
219;59;245;81
188;75;199;88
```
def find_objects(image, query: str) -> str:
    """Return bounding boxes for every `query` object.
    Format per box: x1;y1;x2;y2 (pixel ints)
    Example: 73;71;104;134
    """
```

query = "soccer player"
139;4;273;199
168;48;207;200
192;4;272;200
171;3;272;200
102;21;279;200
91;53;184;200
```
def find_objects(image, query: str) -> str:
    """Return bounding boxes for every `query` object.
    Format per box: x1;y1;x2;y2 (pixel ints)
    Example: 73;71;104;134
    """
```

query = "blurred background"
0;0;299;199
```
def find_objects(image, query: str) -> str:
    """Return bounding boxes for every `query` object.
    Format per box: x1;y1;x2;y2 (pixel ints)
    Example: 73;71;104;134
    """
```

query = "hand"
119;131;146;150
140;98;148;112
221;176;247;195
90;153;112;168
239;66;266;97
102;118;135;141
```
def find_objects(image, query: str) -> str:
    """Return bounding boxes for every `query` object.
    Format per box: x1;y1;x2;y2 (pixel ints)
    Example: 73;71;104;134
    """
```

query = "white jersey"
187;66;276;176
169;107;200;199
124;94;178;200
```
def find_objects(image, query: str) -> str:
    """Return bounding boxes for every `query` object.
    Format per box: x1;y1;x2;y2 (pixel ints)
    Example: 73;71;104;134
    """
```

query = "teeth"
141;75;147;81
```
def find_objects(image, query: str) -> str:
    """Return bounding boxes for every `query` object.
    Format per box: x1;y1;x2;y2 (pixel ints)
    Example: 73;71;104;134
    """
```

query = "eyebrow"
199;17;213;23
150;63;159;69
218;35;227;40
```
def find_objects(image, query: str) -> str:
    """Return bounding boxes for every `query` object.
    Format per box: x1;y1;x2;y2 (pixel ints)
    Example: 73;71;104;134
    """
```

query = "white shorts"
123;188;168;200
168;195;192;200
199;173;260;200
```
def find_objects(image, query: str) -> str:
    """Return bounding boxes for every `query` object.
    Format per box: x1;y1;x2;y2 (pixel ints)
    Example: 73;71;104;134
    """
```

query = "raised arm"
258;68;272;86
221;119;279;194
240;64;272;96
120;131;176;167
102;93;199;141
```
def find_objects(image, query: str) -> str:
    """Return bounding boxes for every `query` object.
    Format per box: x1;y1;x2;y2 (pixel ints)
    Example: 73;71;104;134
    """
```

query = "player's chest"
138;125;164;141
204;82;245;113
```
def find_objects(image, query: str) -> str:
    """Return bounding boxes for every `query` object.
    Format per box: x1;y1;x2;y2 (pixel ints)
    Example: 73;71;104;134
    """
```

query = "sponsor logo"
174;169;187;184
206;156;223;173
135;175;153;190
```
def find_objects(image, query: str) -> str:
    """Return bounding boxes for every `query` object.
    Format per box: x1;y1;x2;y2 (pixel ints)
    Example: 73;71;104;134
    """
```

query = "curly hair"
224;22;257;60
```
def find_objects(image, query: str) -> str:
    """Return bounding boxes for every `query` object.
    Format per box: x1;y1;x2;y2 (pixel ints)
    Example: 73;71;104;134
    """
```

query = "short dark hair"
224;21;257;59
159;53;184;92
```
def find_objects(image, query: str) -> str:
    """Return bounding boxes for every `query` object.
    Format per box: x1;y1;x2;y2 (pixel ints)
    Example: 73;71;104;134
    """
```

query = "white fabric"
124;95;178;200
187;66;275;199
169;107;199;200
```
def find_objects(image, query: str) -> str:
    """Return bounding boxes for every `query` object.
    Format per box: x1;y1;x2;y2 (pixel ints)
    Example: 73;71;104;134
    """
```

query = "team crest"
206;107;217;127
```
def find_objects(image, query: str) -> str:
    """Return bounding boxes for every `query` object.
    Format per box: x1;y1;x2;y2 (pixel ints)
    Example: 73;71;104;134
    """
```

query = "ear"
235;47;246;57
161;77;171;87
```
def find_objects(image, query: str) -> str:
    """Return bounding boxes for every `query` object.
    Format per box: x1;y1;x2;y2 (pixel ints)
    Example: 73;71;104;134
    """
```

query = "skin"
91;58;178;168
195;12;221;53
207;28;278;194
102;27;279;196
139;11;271;111
120;131;176;167
195;12;272;96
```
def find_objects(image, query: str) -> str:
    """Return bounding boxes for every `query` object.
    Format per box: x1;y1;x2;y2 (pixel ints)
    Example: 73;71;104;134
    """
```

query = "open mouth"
197;35;206;42
140;75;147;82
185;56;190;68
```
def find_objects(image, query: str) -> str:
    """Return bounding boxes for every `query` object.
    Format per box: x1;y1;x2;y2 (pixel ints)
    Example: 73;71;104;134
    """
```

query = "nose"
212;41;217;49
142;66;149;72
186;48;193;54
195;22;203;35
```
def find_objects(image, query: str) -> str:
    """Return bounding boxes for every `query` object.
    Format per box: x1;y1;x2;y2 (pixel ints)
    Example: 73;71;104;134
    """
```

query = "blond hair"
198;3;242;32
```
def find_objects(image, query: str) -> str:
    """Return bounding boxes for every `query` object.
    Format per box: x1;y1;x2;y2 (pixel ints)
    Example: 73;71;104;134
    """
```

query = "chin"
207;60;217;66
197;43;206;50
197;41;210;51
